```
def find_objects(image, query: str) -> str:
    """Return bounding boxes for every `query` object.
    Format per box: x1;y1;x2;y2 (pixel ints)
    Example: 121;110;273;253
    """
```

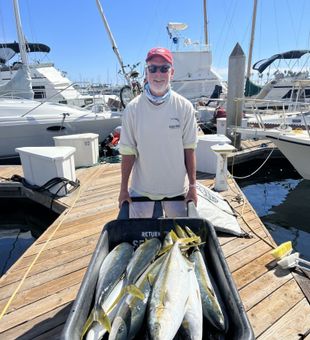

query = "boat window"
304;89;310;99
33;85;46;99
282;89;298;99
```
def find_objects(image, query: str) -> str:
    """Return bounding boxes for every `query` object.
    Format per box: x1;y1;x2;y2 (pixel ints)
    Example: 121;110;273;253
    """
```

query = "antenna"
166;22;189;50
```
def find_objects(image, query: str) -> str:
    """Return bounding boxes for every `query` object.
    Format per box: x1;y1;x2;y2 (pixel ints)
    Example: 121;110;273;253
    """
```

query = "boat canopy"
0;42;50;64
253;50;310;74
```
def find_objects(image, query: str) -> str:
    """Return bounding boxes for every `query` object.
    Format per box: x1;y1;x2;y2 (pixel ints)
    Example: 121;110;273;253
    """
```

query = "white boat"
167;22;227;103
261;129;310;180
0;97;121;159
245;50;310;106
246;108;310;129
0;0;122;160
0;42;113;108
236;126;310;180
243;82;310;130
0;0;116;108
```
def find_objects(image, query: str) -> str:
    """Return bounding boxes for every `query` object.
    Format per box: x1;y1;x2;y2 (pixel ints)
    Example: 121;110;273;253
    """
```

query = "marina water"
234;158;310;262
0;198;58;276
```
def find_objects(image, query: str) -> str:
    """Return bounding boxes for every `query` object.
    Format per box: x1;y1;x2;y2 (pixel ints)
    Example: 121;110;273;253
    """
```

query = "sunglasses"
147;64;171;73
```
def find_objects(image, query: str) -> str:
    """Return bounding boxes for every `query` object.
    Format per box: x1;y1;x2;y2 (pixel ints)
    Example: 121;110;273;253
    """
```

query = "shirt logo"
169;117;180;129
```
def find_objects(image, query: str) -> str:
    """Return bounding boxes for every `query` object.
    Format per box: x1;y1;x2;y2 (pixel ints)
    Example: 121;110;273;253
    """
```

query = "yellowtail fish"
95;243;134;308
108;254;167;340
84;278;125;340
148;242;194;340
126;238;161;284
185;226;227;332
189;249;227;332
179;265;203;340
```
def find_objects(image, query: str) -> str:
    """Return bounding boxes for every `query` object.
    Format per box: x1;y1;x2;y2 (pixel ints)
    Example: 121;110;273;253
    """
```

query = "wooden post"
226;43;246;149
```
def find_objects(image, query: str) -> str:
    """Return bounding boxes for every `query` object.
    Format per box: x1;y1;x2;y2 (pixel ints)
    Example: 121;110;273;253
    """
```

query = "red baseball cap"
146;47;173;65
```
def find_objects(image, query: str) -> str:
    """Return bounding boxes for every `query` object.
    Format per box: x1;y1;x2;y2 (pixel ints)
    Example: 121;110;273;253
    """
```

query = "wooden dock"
227;138;283;166
0;162;309;339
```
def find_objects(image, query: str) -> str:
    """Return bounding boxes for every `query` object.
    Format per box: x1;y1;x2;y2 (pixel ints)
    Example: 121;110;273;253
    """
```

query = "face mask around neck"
144;82;171;105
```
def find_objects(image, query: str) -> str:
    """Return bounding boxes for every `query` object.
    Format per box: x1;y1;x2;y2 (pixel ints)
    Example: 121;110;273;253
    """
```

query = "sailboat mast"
246;0;258;79
13;0;28;65
96;0;131;85
203;0;208;46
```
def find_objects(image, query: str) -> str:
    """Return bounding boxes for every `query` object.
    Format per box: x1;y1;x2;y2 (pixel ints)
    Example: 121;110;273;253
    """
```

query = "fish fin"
157;244;173;257
80;308;95;339
170;230;179;242
177;236;201;245
163;290;170;306
184;226;197;238
105;285;128;315
97;309;112;333
104;283;144;317
175;224;188;238
147;273;156;286
126;284;145;300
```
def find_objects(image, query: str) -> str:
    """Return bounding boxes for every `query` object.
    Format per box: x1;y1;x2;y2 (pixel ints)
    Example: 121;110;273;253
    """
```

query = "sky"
1;0;310;85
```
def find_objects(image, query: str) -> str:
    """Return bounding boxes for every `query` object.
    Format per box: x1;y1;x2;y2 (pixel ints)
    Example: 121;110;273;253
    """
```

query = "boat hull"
266;133;310;180
0;99;121;159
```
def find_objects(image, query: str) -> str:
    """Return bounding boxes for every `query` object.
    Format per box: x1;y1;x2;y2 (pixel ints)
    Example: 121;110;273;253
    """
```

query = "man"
118;47;198;217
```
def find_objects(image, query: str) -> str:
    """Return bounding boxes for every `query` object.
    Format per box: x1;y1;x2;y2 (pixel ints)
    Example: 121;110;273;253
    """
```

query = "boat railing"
235;97;310;135
0;81;111;107
0;91;34;100
0;81;77;102
194;97;226;108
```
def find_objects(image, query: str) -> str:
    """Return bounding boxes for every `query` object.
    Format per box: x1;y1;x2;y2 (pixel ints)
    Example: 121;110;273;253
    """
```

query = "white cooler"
195;134;231;174
53;133;99;168
16;146;76;196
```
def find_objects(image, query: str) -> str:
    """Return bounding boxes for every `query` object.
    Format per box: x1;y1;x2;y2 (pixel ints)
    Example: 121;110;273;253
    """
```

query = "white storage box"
196;107;214;123
53;133;99;168
16;146;76;196
196;134;231;174
216;118;227;135
216;118;248;139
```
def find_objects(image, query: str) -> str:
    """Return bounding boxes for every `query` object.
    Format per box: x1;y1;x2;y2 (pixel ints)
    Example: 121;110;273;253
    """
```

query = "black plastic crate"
61;202;254;340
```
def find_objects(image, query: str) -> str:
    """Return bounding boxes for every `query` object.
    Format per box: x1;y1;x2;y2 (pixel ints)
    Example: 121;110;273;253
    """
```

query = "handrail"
235;97;310;133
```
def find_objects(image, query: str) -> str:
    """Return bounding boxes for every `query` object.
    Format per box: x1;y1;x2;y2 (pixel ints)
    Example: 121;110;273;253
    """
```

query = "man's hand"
185;186;198;206
118;189;132;208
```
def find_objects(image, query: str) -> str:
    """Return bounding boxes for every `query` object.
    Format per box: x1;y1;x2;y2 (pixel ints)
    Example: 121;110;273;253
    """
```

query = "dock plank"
232;251;278;289
0;304;70;340
247;278;304;337
0;239;97;288
0;255;91;302
19;224;103;257
239;267;293;310
226;239;272;272
258;298;310;340
0;284;80;333
221;234;262;258
4;269;85;314
10;233;98;270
